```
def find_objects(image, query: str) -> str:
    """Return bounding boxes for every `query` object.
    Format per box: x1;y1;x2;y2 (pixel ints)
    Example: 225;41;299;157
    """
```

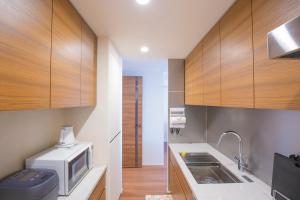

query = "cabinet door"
81;21;97;106
220;0;254;108
253;0;300;109
185;59;192;104
99;190;106;200
169;159;186;200
0;0;52;111
202;24;221;106
51;0;82;108
89;174;106;200
185;43;203;105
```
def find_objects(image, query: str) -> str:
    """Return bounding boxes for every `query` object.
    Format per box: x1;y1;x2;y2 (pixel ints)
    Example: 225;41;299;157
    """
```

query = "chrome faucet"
217;131;247;172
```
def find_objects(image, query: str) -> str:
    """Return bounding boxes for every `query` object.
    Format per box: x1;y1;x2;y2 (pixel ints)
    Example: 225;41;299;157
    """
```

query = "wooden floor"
120;143;168;200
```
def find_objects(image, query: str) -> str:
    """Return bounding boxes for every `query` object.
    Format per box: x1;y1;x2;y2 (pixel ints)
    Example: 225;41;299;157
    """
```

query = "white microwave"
26;142;93;196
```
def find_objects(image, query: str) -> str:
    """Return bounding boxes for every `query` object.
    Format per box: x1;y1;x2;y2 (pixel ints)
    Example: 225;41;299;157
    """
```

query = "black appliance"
272;153;300;200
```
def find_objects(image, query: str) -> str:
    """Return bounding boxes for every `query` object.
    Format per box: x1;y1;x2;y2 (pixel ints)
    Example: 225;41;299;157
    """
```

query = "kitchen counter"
169;143;273;200
58;166;106;200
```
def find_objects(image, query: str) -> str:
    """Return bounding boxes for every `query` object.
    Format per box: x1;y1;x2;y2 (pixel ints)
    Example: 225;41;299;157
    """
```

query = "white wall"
65;37;123;200
0;109;66;179
65;38;111;166
123;59;168;165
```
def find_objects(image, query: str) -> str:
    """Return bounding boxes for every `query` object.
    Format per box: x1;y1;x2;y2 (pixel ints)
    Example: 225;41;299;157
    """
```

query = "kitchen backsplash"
0;109;65;179
206;106;300;185
168;59;206;143
167;58;300;185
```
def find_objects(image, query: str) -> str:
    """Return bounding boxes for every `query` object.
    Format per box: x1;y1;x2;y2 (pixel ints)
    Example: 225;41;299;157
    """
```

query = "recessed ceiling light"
140;46;149;53
136;0;150;5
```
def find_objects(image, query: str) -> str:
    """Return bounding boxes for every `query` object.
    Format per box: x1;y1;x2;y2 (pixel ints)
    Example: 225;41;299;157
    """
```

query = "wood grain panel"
253;0;300;109
120;143;167;200
81;20;97;107
185;60;192;104
122;76;143;168
137;77;143;168
202;24;221;106
220;0;254;108
170;150;194;200
169;156;186;200
185;42;203;105
120;165;167;200
0;0;52;111
99;190;106;200
51;0;82;108
89;173;106;200
123;77;136;168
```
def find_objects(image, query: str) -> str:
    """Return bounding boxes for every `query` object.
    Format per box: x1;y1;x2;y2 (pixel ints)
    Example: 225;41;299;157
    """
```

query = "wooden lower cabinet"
89;173;106;200
169;159;187;200
169;149;194;200
99;189;106;200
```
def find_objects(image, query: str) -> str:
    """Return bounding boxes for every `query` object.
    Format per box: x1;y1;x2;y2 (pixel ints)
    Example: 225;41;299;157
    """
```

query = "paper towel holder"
169;107;186;135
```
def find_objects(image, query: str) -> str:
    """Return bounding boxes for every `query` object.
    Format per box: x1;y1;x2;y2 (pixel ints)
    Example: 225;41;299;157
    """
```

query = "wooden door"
122;76;143;168
202;23;221;106
0;0;52;111
253;0;300;109
51;0;82;108
81;20;97;107
220;0;254;108
185;42;203;105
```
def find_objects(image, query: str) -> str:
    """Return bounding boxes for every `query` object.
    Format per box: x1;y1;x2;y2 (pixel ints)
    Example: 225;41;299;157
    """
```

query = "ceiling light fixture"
136;0;150;5
140;46;149;53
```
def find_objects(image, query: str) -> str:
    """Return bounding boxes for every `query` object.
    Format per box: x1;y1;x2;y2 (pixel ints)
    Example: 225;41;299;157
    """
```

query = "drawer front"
169;149;194;200
89;174;106;200
99;189;106;200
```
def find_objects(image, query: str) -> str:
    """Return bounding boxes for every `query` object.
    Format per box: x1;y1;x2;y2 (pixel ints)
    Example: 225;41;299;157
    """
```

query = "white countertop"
58;166;106;200
169;143;273;200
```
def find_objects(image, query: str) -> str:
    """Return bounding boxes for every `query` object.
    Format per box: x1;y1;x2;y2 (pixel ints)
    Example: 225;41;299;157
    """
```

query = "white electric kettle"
56;126;76;148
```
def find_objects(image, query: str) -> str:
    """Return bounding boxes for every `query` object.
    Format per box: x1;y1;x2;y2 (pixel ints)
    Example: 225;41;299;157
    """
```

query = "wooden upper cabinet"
81;21;97;107
0;0;52;111
202;24;221;106
253;0;300;109
185;43;203;105
185;59;192;104
220;0;254;108
51;0;82;108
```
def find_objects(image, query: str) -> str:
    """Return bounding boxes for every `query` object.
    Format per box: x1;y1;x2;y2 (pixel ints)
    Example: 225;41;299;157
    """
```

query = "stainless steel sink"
180;152;242;184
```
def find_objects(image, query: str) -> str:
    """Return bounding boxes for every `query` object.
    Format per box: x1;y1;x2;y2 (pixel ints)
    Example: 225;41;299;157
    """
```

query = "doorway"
122;76;143;168
120;59;169;199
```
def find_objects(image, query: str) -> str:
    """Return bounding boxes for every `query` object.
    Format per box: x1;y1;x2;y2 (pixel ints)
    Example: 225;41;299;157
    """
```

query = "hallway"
120;143;168;200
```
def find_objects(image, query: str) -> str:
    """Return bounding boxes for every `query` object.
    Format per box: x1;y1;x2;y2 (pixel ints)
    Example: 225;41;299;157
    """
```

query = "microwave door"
67;150;89;194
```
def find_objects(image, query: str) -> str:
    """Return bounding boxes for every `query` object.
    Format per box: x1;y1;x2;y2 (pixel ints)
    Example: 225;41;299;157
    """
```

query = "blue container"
0;169;59;200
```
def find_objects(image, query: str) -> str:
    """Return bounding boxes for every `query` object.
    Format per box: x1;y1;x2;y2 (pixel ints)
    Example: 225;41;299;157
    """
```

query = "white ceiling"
70;0;235;59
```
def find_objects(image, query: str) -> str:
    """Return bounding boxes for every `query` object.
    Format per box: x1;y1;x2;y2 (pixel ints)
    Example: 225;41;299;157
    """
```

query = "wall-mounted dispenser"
169;107;186;135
